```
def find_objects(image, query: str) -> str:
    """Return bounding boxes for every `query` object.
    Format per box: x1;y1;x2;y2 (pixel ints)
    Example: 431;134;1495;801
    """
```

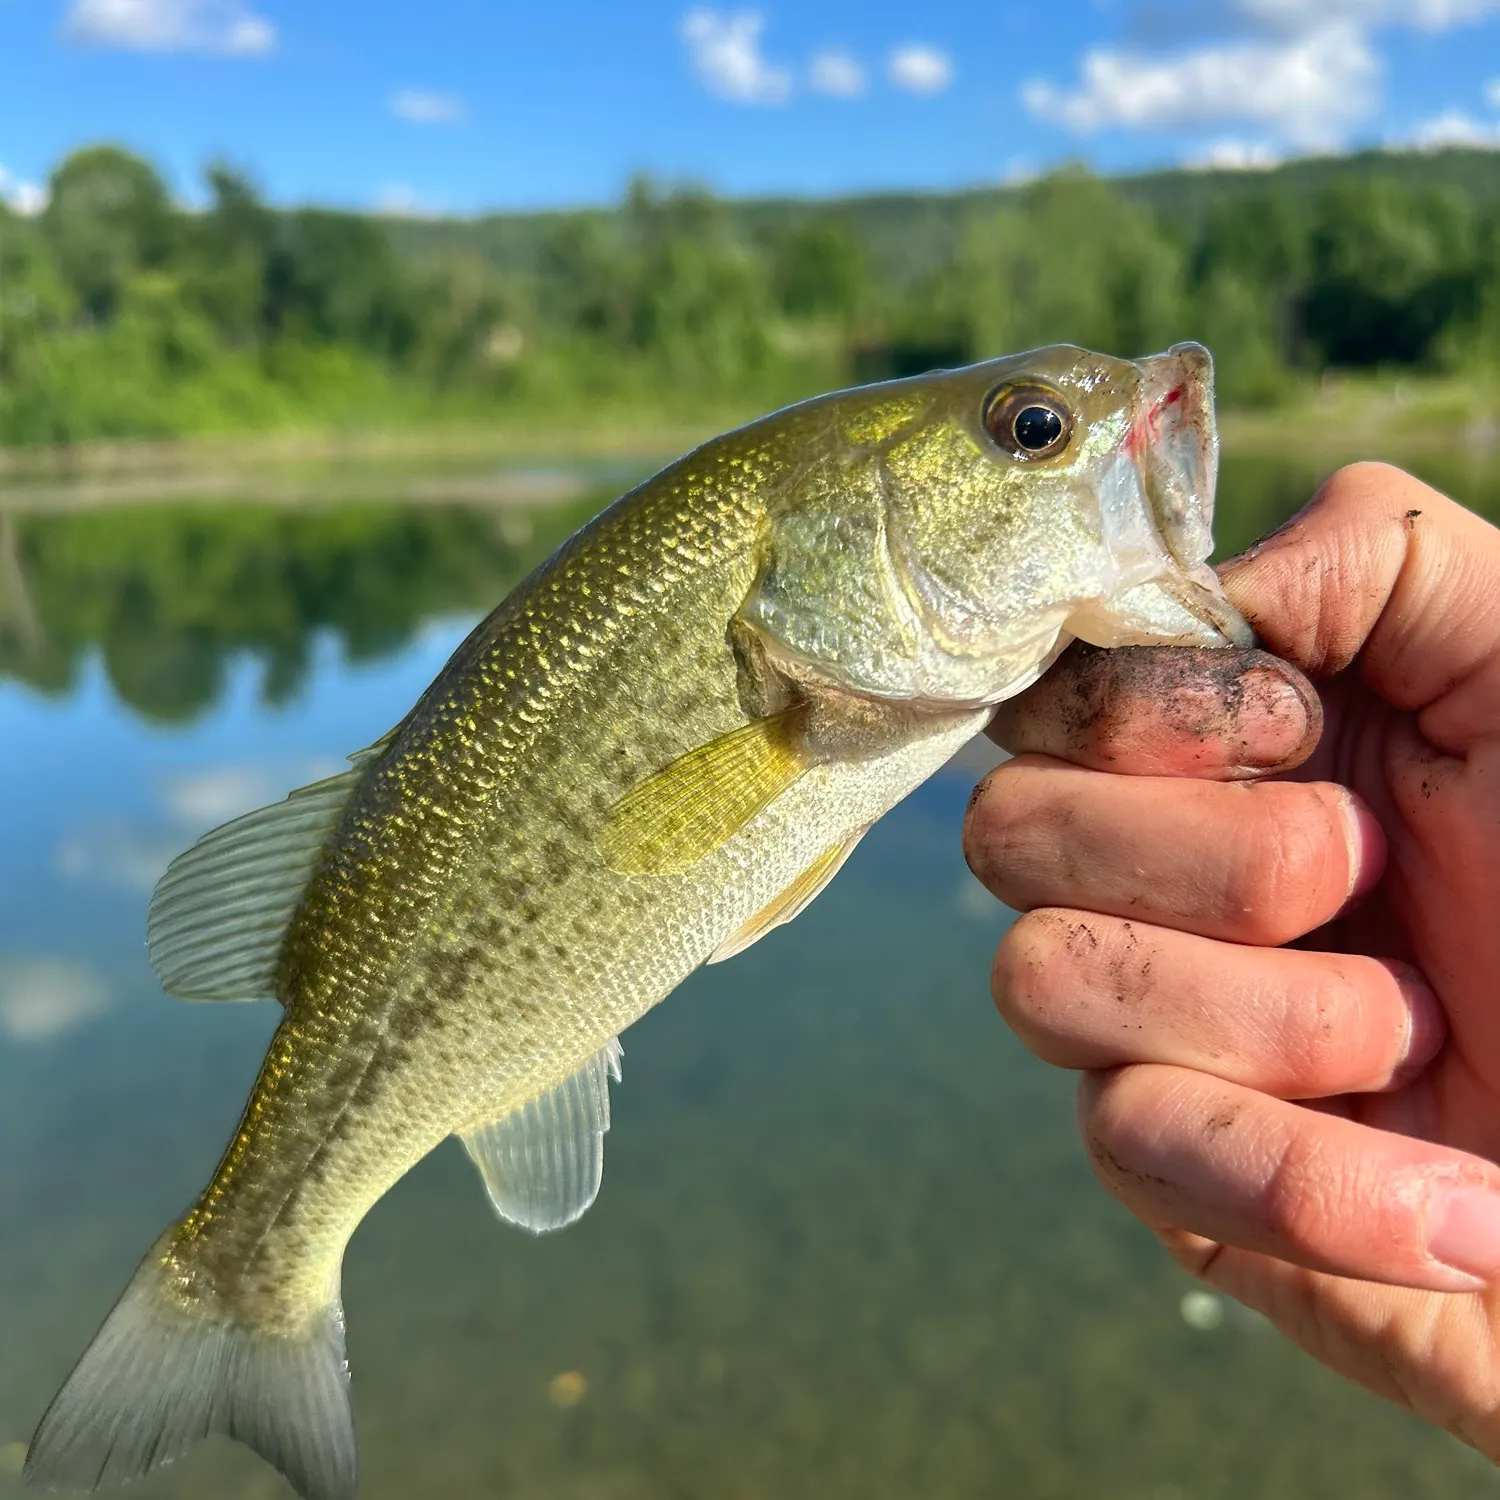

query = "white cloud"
809;49;866;99
1398;109;1500;150
889;44;954;95
57;758;341;893
1486;77;1500;107
1184;138;1283;170
1021;21;1377;148
65;0;275;55
1241;0;1500;31
376;183;442;218
681;10;791;104
0;958;109;1044
161;764;314;827
0;163;47;215
56;819;180;892
390;89;466;124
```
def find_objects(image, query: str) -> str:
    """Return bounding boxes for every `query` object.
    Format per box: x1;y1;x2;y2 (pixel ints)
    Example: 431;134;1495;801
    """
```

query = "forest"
2;142;1500;444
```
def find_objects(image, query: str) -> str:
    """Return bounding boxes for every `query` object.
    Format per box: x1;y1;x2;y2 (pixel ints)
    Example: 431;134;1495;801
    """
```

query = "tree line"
2;144;1500;443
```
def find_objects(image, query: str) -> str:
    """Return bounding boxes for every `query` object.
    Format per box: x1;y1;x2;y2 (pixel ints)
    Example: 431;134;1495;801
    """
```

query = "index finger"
1223;462;1500;758
987;642;1322;780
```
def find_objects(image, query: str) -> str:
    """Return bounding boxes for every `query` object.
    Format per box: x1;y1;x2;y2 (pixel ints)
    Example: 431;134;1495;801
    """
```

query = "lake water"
2;445;1500;1500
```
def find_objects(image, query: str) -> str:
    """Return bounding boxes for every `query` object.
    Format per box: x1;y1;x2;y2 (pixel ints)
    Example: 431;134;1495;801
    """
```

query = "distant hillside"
381;147;1500;288
6;140;1500;446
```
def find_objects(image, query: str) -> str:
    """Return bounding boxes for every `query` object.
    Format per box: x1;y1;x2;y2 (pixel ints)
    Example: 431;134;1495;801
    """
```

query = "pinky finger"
1078;1064;1500;1294
1151;1228;1500;1459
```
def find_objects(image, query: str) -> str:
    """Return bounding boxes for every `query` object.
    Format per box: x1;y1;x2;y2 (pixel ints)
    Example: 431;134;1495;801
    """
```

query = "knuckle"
1258;1134;1320;1249
1315;461;1435;523
1228;788;1346;943
1258;1121;1357;1255
1277;963;1366;1095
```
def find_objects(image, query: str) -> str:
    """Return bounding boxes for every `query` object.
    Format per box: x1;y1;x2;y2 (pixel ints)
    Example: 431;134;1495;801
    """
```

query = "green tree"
772;216;867;320
264;209;418;359
410;252;520;386
1188;188;1311;371
184;163;276;347
1302;176;1478;367
961;169;1188;360
41;146;177;323
621;178;772;382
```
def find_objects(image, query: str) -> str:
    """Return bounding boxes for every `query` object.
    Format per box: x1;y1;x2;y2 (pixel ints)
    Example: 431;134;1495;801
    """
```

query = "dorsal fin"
146;737;392;1003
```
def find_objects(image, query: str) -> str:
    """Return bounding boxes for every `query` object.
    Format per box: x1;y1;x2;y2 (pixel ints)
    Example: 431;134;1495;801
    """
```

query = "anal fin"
708;826;868;964
459;1039;623;1234
597;706;810;876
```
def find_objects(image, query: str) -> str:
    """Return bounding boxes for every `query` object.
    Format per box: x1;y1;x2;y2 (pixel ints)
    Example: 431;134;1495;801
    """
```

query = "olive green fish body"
26;344;1253;1500
176;415;986;1327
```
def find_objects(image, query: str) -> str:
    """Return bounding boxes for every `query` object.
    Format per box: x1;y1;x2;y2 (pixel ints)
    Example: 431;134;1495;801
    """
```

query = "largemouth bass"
26;343;1252;1500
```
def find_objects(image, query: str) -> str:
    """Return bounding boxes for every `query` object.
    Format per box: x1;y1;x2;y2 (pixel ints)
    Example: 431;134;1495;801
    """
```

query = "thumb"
1221;463;1500;755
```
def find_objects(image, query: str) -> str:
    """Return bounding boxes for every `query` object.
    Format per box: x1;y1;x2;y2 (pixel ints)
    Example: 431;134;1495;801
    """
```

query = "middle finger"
962;756;1383;946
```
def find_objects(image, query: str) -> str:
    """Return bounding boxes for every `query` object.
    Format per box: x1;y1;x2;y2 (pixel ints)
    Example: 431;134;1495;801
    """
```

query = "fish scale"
24;343;1253;1500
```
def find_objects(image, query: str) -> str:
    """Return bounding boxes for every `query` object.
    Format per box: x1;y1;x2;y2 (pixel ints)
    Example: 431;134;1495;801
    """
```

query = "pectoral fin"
597;707;810;876
459;1039;622;1234
708;827;868;964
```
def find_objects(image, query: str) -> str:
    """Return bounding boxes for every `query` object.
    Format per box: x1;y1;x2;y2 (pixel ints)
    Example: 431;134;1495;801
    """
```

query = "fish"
24;342;1252;1500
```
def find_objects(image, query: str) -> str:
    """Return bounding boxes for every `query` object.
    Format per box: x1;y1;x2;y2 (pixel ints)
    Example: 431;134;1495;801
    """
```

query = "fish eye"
982;384;1073;461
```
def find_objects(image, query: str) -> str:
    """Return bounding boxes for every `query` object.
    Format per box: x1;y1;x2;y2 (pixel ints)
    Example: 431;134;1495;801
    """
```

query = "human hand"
962;462;1500;1458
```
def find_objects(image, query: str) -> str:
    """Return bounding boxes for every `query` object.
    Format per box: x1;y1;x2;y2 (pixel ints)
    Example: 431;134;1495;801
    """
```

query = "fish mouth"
1130;342;1255;648
1132;341;1217;570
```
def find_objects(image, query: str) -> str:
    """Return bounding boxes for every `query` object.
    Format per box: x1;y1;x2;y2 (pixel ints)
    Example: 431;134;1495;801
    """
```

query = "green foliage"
1303;179;1479;366
11;143;1500;446
42;146;175;323
771;216;868;320
961;169;1189;358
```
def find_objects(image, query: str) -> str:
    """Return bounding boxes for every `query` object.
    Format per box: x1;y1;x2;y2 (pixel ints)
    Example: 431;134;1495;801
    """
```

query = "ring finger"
993;909;1444;1098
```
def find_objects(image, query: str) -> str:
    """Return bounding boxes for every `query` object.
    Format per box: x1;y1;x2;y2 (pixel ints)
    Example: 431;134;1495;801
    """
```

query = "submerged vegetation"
4;145;1500;444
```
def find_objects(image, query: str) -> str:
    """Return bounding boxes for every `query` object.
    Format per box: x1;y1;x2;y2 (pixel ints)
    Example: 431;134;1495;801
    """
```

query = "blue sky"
2;0;1500;215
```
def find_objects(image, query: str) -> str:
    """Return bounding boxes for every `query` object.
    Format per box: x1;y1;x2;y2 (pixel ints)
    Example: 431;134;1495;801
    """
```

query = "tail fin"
23;1237;355;1500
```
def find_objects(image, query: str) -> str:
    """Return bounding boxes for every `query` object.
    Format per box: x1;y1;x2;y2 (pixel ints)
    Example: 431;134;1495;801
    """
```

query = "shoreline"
3;377;1499;512
0;415;737;511
0;415;742;477
0;464;606;513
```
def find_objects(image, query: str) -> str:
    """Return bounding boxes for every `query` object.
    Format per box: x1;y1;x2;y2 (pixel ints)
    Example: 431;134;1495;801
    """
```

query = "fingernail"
1426;1182;1500;1285
1232;667;1312;771
1337;790;1386;902
1386;962;1447;1087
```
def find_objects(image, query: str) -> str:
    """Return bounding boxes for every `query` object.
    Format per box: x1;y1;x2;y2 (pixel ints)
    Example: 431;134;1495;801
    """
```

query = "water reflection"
1;449;1496;1500
0;497;602;724
3;446;1498;727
